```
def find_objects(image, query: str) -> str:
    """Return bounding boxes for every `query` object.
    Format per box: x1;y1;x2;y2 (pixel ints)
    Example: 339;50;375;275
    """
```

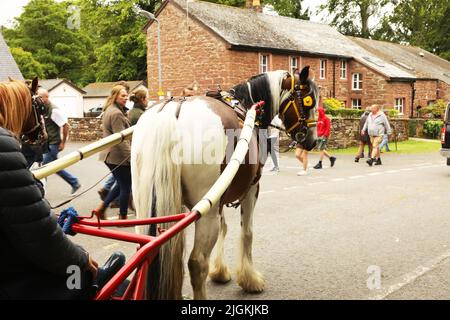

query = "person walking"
355;107;372;162
379;133;391;153
313;107;336;169
266;116;282;172
362;104;392;166
38;88;81;195
128;89;148;126
94;85;132;220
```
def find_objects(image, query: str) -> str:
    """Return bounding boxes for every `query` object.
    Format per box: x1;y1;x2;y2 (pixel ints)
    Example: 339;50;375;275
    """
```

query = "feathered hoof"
237;270;265;293
209;266;232;284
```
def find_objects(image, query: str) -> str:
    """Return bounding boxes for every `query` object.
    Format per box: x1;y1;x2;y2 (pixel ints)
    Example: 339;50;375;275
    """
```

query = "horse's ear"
31;77;39;94
299;66;310;83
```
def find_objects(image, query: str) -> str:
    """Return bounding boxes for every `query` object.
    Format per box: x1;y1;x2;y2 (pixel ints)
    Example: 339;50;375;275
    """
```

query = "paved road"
43;142;450;300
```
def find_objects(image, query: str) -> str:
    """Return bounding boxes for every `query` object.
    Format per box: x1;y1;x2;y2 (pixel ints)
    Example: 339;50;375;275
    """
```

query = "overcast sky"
0;0;327;27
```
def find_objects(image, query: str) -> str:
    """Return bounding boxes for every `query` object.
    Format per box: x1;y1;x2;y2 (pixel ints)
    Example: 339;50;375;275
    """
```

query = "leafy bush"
388;109;400;118
323;98;344;111
423;120;443;139
418;99;446;119
322;98;363;118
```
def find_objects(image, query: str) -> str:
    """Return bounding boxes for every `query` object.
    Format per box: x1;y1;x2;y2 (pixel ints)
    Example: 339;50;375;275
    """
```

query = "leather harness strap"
157;97;185;119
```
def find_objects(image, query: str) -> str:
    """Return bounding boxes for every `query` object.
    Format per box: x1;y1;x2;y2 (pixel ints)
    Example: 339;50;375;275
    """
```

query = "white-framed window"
351;98;362;109
260;54;269;73
290;57;298;74
340;60;347;79
320;59;326;79
395;98;405;114
352;73;362;90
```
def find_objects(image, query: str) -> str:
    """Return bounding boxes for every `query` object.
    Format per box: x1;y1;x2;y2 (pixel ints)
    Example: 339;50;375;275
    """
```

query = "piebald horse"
131;66;319;299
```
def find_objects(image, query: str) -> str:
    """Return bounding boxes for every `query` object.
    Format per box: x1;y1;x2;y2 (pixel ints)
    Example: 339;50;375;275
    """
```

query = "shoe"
270;166;280;172
96;252;126;289
366;158;374;166
71;184;81;195
93;209;106;220
375;158;382;166
97;188;108;201
297;170;308;176
93;203;107;220
119;214;128;220
313;162;322;169
110;200;120;209
330;157;336;167
354;157;360;163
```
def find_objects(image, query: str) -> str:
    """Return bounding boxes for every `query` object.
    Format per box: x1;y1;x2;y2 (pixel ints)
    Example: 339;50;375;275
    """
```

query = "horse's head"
279;66;319;151
21;77;48;145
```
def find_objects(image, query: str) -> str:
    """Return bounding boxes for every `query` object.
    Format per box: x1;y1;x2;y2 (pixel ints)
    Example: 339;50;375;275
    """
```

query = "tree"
76;0;152;82
3;0;92;84
375;0;450;60
9;47;45;79
264;0;310;19
319;0;390;38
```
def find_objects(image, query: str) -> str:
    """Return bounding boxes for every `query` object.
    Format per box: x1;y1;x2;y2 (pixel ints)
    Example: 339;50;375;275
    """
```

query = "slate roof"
348;36;450;84
148;0;415;80
83;81;146;97
0;32;24;81
38;79;86;94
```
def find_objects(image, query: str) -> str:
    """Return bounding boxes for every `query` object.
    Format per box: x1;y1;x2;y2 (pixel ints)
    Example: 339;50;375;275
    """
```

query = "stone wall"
68;117;103;141
69;117;410;149
280;118;409;149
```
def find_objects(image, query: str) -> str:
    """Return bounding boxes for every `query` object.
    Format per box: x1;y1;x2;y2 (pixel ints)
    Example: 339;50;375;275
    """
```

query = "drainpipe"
332;59;336;98
411;81;416;118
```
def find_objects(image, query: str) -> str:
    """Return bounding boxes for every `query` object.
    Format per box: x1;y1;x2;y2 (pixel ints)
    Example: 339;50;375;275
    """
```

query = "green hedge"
409;119;418;137
326;108;364;118
423;120;443;139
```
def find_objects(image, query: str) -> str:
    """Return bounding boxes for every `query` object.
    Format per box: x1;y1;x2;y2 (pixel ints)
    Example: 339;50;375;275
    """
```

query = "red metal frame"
68;210;200;300
61;102;264;300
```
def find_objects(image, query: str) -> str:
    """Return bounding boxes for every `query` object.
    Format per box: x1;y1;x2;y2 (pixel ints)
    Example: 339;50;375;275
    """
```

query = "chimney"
246;0;262;13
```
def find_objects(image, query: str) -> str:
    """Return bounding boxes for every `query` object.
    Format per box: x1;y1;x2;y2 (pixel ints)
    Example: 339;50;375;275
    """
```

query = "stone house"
349;37;450;117
143;0;450;117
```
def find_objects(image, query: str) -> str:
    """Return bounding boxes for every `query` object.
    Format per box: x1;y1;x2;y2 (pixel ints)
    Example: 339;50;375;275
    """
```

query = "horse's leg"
236;182;265;293
209;205;232;283
188;205;220;300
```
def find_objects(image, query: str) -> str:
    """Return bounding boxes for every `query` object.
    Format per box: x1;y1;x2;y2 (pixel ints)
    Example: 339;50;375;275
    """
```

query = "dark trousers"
104;163;132;216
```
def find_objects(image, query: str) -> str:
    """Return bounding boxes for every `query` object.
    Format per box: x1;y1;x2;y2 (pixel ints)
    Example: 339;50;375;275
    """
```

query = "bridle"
21;92;47;146
278;73;317;144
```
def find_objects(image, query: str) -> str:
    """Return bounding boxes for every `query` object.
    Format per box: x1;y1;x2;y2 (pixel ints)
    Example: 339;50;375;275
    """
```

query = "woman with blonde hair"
128;89;148;126
94;85;132;220
0;79;108;299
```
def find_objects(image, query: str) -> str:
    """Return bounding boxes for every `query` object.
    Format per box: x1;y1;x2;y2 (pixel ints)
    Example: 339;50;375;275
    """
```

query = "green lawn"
329;138;441;155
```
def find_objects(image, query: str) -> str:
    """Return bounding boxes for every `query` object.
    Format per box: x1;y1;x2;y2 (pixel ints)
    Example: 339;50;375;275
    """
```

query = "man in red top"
313;107;336;169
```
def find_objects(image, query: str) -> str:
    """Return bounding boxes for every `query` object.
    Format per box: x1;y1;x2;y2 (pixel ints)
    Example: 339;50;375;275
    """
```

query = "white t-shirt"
50;107;68;128
269;116;283;138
